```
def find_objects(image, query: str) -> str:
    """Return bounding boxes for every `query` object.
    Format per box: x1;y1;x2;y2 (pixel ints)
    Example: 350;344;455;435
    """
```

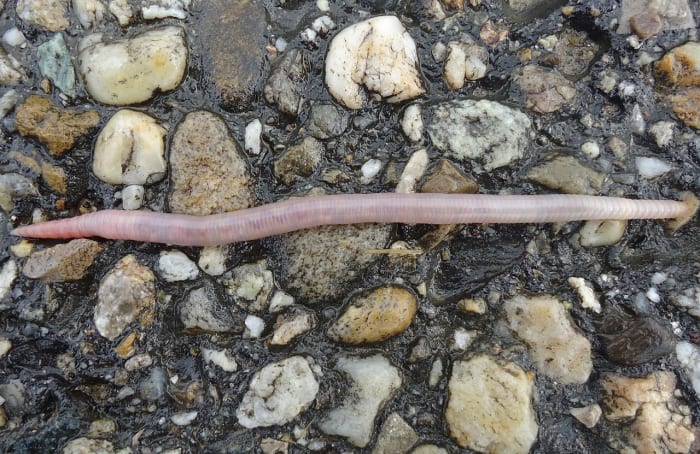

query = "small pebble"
3;28;25;47
568;277;602;313
244;315;265;338
269;290;295;313
121;185;144;210
171;411;198;426
581;141;600;158
124;353;153;371
578;219;627;248
158;250;199;282
401;104;423;142
570;404;602;429
635;156;672;179
198;246;226;276
201;347;238;372
360;159;383;184
244;119;262;155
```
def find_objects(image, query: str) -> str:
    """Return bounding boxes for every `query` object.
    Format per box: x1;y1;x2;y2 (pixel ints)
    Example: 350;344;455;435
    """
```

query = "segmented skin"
11;193;690;246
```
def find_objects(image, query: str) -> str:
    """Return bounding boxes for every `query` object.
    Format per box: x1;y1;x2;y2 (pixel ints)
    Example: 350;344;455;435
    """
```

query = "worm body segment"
11;193;694;246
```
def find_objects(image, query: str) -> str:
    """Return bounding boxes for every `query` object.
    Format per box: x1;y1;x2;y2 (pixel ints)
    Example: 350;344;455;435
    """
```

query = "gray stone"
178;282;243;333
264;48;311;116
37;33;75;97
274;136;324;185
308;103;348;139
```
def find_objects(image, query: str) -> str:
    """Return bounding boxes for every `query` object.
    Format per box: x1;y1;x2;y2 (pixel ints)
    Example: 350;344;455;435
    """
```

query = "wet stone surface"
1;1;700;453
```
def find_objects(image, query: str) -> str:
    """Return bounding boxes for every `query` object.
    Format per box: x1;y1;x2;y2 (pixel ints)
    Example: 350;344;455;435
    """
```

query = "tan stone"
22;239;103;282
672;87;700;130
655;42;700;87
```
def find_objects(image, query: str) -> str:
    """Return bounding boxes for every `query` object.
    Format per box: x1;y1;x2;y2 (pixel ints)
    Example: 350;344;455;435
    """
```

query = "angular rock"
16;0;69;31
602;317;675;366
178;282;242;333
443;39;488;89
264;48;310;116
504;294;592;384
169;111;253;215
269;309;316;346
15;95;99;157
94;255;155;340
0;49;25;85
672;87;700;130
515;65;576;113
37;33;76;97
426;99;531;171
22;239;103;282
223;260;274;313
8;149;69;195
373;413;419;454
0;173;37;212
307;103;349;139
274;136;324;185
445;354;538;453
78;26;187;105
328;285;417;345
158;250;199;282
236;356;321;428
73;0;107;28
527;155;605;195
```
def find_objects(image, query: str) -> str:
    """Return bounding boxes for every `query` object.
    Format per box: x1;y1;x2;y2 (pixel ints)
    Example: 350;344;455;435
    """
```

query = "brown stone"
9;150;67;194
15;95;100;156
515;65;576;113
420;159;478;194
23;239;103;282
655;42;700;87
195;0;267;109
527;155;605;195
672;87;700;129
629;11;663;39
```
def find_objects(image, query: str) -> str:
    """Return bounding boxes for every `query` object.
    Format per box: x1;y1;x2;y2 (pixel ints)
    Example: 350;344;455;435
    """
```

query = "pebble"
0;173;37;211
264;48;310;116
426;99;532;171
676;341;700;398
0;337;11;357
327;285;417;345
171;411;197;426
401;104;423;142
142;0;191;20
124;353;152;371
274;136;324;185
0;49;24;85
457;297;486;314
655;41;700;87
360;159;383;183
603;317;675;365
269;290;294;313
178;283;242;333
630;103;646;135
373;413;419;454
0;260;17;301
92;109;166;185
568;277;601;313
428;358;443;387
451;328;476;351
443;39;489;89
411;445;448;454
601;371;695;453
396;149;428;193
201;347;238;372
139;367;167;401
445;354;537;453
421;159;478;194
618;0;695;35
526;155;605;195
37;33;75;97
318;354;402;447
78;26;187;105
94;255;155;340
630;11;663;38
158;250;199;282
307;103;348;139
569;404;602;429
244;315;265;338
244;119;262;155
63;438;119;454
224;260;274;312
671;88;700;130
550;28;600;79
236;356;321;428
581;141;600;159
649;121;675;147
16;0;69;31
504;294;592;384
515;65;577;113
270;310;316;346
3;28;26;47
635;156;672;179
169;111;253;215
198;246;226;276
577;219;627;247
114;332;137;358
109;0;133;26
14;95;99;156
121;185;144;210
325;16;424;109
73;0;106;28
673;286;700;317
22;239;103;282
0;90;19;120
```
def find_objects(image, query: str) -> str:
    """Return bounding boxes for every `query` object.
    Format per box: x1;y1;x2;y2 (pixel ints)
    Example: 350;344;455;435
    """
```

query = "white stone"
428;358;443;388
158;250;198;282
578;219;627;248
79;26;187;105
198;246;227;276
171;411;197;426
2;28;25;47
121;185;144;210
360;159;383;184
505;294;592;384
224;260;273;312
244;119;262;155
93;110;167;185
124;353;152;371
673;287;700;318
630;103;645;134
311;15;335;34
396;149;428;193
581;141;600;158
325;16;424;109
445;355;537;453
451;328;476;351
646;286;661;303
636;156;672;179
244;315;265;338
676;341;700;399
0;337;11;357
73;0;106;28
236;356;321;428
570;404;602;429
108;0;132;26
649;121;675;147
0;259;17;301
317;0;330;11
269;291;294;313
401;104;423;142
568;277;601;313
270;311;315;346
201;347;238;372
318;354;402;447
142;0;190;20
443;40;488;89
0;90;20;121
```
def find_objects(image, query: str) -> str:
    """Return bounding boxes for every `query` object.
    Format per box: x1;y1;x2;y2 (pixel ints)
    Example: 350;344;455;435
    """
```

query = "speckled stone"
169;111;254;215
672;88;700;130
22;239;103;282
655;42;700;87
16;0;69;31
526;155;605;195
515;65;576;113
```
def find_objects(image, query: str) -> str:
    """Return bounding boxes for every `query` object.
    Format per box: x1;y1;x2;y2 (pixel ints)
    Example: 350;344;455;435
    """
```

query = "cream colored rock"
79;26;187;105
655;41;700;87
504;294;592;384
443;40;488;89
93;110;167;185
325;16;424;109
578;219;627;247
445;354;538;453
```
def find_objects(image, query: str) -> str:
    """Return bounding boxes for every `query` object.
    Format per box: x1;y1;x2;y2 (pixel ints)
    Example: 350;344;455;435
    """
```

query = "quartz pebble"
396;149;428;193
570;404;602;429
318;354;402;447
505;294;592;384
568;277;601;313
244;315;265;338
269;291;294;313
325;16;424;109
63;438;119;454
142;0;191;20
0;49;24;85
676;341;700;398
158;250;198;282
73;0;106;28
578;219;627;247
224;260;273;313
93;110;166;185
635;156;672;179
244;119;262;155
401;104;423;142
121;185;144;210
22;239;103;282
0;260;17;301
109;0;133;25
0;337;11;358
270;310;316;346
3;28;25;47
78;26;187;105
443;39;488;89
171;411;197;426
198;246;227;277
445;355;538;453
201;347;238;372
649;121;675;147
236;356;321;428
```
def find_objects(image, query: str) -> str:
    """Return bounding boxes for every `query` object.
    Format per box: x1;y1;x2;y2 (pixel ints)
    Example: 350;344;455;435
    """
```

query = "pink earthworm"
11;193;695;247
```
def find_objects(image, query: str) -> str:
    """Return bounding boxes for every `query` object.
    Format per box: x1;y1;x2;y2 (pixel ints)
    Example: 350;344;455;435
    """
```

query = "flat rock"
328;285;417;345
445;354;537;453
425;99;531;171
307;103;349;139
94;255;155;340
515;65;576;113
504;294;592;384
78;26;187;105
169;111;253;215
318;354;402;447
14;95;99;157
178;282;243;333
195;0;267;109
37;33;76;97
526;155;605;195
236;356;321;428
16;0;69;31
22;239;103;282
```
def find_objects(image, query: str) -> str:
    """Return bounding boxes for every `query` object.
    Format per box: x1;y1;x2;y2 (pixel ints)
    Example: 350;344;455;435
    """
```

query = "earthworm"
11;193;695;247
